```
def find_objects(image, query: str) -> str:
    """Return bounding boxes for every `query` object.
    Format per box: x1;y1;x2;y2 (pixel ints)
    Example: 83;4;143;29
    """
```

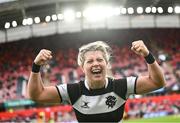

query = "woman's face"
81;50;107;83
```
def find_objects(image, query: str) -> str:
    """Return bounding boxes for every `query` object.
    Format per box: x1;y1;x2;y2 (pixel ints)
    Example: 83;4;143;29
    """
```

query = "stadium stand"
0;29;179;122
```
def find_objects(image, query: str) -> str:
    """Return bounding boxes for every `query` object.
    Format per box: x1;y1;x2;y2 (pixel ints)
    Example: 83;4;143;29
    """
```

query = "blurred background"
0;0;179;122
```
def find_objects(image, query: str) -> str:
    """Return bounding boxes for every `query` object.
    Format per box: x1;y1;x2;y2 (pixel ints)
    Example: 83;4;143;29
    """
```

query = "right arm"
27;49;61;103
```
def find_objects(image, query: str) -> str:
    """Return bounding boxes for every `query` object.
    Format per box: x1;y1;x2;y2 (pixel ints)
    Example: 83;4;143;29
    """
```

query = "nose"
92;60;99;66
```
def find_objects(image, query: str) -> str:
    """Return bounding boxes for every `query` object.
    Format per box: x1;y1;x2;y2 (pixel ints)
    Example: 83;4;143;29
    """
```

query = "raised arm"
131;40;166;94
27;49;61;103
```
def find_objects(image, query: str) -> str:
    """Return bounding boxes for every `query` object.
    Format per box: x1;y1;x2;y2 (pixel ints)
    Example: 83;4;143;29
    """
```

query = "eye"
97;58;104;62
86;60;93;64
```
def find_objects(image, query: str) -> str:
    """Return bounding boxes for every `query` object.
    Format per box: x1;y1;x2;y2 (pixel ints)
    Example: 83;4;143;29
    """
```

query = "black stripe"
134;76;138;94
114;78;127;100
74;103;125;122
67;83;81;104
55;85;62;102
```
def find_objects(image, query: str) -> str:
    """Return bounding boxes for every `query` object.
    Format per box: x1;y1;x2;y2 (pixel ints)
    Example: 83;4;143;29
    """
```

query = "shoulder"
67;80;84;90
107;78;127;99
66;81;84;104
109;77;127;85
109;77;137;99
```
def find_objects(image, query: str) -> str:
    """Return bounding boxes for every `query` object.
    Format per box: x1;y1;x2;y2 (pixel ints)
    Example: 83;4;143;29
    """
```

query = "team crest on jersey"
105;95;117;108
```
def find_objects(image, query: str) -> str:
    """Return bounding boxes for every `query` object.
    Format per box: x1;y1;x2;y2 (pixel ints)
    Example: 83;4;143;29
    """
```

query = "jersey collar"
84;78;108;90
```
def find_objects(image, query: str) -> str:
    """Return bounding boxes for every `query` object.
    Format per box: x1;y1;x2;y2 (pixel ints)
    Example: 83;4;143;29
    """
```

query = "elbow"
26;90;37;101
160;75;166;87
156;78;166;89
159;70;166;88
27;94;37;101
151;73;166;88
27;93;41;103
28;95;36;101
28;96;43;103
161;80;166;87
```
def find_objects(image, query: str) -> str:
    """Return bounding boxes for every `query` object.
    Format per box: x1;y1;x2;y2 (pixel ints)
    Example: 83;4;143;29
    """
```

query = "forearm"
27;50;60;103
27;72;44;100
147;61;166;87
131;40;166;93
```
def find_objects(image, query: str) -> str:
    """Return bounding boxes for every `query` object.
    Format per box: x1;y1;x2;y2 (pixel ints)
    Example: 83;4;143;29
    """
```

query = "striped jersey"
56;76;137;122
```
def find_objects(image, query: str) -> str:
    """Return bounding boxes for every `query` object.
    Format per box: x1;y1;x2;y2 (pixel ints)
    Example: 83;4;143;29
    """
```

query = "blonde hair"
77;41;112;66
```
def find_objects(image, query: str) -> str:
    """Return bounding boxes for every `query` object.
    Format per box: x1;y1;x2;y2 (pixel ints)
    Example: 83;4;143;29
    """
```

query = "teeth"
91;68;102;74
92;69;101;72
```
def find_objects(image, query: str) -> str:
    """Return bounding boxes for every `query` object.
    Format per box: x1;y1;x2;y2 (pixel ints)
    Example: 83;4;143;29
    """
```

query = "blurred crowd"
125;94;180;119
0;29;179;121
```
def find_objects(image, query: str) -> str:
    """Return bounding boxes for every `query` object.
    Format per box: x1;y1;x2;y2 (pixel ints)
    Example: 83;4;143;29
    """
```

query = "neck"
86;78;106;90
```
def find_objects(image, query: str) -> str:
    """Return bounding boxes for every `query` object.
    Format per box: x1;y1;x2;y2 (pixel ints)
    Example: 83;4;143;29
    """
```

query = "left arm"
131;40;166;94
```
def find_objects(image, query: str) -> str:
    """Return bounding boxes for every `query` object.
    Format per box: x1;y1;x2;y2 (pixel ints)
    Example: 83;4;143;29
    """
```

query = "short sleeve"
56;84;70;103
126;76;138;98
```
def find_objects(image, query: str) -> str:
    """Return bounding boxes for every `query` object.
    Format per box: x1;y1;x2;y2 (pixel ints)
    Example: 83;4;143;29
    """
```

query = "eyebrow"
85;57;104;61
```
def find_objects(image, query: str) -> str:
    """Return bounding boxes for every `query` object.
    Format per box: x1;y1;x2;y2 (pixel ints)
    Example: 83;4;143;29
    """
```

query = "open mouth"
91;68;102;74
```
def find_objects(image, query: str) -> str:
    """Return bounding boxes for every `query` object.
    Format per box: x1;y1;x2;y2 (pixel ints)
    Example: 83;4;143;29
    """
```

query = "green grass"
124;115;180;123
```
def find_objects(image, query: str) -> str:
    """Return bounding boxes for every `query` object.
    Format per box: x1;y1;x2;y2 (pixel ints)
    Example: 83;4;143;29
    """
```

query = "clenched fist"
34;49;52;66
131;40;149;57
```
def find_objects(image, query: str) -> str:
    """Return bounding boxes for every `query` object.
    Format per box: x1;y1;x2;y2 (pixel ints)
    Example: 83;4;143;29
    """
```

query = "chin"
92;76;105;82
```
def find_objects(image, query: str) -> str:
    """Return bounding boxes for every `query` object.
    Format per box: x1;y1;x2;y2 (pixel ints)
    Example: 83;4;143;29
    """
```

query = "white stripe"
73;92;125;114
126;76;136;98
56;84;70;103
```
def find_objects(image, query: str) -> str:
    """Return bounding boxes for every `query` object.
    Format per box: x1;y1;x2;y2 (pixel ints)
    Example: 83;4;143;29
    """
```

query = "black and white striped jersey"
56;77;137;122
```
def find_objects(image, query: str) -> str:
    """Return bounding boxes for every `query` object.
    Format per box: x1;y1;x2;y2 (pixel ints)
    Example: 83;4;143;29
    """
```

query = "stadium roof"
0;0;180;29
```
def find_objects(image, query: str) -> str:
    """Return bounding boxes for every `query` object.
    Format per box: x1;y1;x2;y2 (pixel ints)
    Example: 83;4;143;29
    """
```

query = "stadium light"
152;7;157;13
27;18;33;25
127;7;134;14
113;7;121;16
64;9;75;22
57;14;64;20
22;19;27;25
45;16;51;22
34;17;41;24
76;12;82;18
157;7;163;13
175;6;180;14
102;7;113;17
137;7;143;14
145;7;151;13
168;7;173;13
121;7;127;14
52;14;58;21
12;21;17;27
82;9;88;17
5;22;10;29
83;6;106;21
